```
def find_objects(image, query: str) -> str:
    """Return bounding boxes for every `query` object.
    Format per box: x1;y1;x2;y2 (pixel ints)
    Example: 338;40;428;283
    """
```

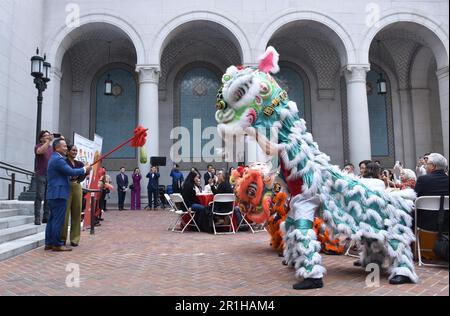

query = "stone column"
436;66;449;159
136;65;160;173
410;88;432;159
344;65;372;167
398;89;416;168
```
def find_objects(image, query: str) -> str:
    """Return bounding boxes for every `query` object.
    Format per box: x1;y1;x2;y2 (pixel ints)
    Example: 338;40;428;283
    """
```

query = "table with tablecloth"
180;193;238;232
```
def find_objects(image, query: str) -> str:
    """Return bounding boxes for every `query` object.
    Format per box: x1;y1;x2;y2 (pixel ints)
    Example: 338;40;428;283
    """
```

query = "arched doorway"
56;22;138;171
91;65;138;160
159;20;243;173
174;64;221;163
367;21;448;167
266;20;348;165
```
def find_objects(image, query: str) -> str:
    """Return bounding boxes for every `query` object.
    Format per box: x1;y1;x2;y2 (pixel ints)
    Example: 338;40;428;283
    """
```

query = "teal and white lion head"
215;47;300;146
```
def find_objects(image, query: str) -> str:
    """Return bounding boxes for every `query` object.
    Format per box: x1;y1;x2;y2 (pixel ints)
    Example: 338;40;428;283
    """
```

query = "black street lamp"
19;48;52;202
31;47;51;143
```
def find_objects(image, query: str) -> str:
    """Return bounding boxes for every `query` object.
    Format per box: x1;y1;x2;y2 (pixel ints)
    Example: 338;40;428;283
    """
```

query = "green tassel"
139;147;148;164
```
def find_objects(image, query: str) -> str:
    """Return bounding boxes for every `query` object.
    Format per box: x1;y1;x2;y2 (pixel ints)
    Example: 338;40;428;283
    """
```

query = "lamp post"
31;47;51;143
19;48;51;201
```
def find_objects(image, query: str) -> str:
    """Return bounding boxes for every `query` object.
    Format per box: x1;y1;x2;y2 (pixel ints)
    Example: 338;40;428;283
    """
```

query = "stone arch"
150;11;252;65
45;13;146;71
361;12;449;69
256;10;356;66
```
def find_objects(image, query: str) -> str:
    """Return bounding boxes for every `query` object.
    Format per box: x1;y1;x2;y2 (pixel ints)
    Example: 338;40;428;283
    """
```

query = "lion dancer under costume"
215;47;418;290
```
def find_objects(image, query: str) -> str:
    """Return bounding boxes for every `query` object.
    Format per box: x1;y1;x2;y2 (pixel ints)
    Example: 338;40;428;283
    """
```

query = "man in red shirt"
34;130;53;225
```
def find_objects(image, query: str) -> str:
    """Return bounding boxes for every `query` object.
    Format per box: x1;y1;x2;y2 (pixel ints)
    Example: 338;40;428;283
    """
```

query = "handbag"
129;184;135;190
433;196;449;262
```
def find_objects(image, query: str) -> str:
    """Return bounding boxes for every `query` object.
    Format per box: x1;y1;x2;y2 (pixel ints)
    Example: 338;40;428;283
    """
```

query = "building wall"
0;0;45;198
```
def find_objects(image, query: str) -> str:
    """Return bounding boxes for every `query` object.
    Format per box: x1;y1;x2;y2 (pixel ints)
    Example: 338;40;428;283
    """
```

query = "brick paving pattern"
0;210;448;296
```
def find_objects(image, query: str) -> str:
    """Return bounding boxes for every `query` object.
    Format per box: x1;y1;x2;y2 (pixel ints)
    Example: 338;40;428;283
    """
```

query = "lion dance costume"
215;47;418;290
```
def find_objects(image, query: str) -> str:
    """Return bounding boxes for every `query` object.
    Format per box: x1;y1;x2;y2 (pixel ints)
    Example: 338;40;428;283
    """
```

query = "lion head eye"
222;74;232;84
260;82;272;97
216;100;227;110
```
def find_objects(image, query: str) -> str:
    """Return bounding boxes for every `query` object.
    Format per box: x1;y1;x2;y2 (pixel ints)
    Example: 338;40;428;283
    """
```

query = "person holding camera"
131;168;142;210
116;167;129;211
34;131;54;225
147;166;160;209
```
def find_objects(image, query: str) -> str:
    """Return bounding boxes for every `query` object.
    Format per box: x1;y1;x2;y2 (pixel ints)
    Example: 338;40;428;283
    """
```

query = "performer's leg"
386;227;418;284
282;193;326;290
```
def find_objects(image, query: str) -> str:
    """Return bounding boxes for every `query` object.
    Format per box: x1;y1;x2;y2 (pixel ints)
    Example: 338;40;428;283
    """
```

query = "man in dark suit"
45;138;91;252
414;153;449;232
204;165;215;186
116;167;129;211
146;166;160;209
415;153;449;197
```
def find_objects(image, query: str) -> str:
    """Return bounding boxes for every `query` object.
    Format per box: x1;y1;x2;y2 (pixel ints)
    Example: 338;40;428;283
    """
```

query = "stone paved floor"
0;210;448;296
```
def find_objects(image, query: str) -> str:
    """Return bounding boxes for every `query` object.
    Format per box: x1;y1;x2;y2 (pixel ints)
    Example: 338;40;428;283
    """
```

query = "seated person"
204;178;216;194
211;171;235;225
415;153;449;197
181;171;207;229
359;162;386;192
194;175;203;194
396;168;417;190
414;153;449;231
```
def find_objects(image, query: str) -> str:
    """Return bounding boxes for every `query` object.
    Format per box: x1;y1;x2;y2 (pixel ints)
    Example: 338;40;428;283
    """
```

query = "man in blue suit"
45;138;91;252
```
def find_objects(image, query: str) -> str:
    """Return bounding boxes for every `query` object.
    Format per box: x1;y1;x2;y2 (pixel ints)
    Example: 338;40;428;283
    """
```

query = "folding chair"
170;194;201;233
415;196;449;267
236;207;267;234
164;193;177;230
344;239;360;258
211;194;236;235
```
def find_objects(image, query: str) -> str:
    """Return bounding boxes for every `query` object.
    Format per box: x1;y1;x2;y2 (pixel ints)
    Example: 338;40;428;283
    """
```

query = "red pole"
91;129;148;166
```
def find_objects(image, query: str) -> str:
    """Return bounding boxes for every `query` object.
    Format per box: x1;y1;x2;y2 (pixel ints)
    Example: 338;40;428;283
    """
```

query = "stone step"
0;232;45;262
0;216;35;230
0;223;46;245
0;209;21;218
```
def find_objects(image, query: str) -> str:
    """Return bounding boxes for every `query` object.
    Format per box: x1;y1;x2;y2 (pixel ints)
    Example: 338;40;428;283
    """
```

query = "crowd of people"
34;131;113;251
34;131;92;252
341;153;449;199
33;129;448;250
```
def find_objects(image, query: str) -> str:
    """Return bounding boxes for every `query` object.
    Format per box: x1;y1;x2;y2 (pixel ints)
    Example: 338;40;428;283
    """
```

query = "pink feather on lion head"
258;46;280;74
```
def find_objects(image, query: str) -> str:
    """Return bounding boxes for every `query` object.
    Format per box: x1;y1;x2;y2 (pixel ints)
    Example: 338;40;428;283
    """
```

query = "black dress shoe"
35;221;41;226
42;219;48;224
70;243;79;247
353;260;362;267
282;260;288;266
389;275;412;285
293;278;324;290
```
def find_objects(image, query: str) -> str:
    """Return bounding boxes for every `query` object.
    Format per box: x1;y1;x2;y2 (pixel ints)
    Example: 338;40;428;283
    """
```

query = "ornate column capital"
343;64;371;84
136;65;160;84
436;66;449;80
